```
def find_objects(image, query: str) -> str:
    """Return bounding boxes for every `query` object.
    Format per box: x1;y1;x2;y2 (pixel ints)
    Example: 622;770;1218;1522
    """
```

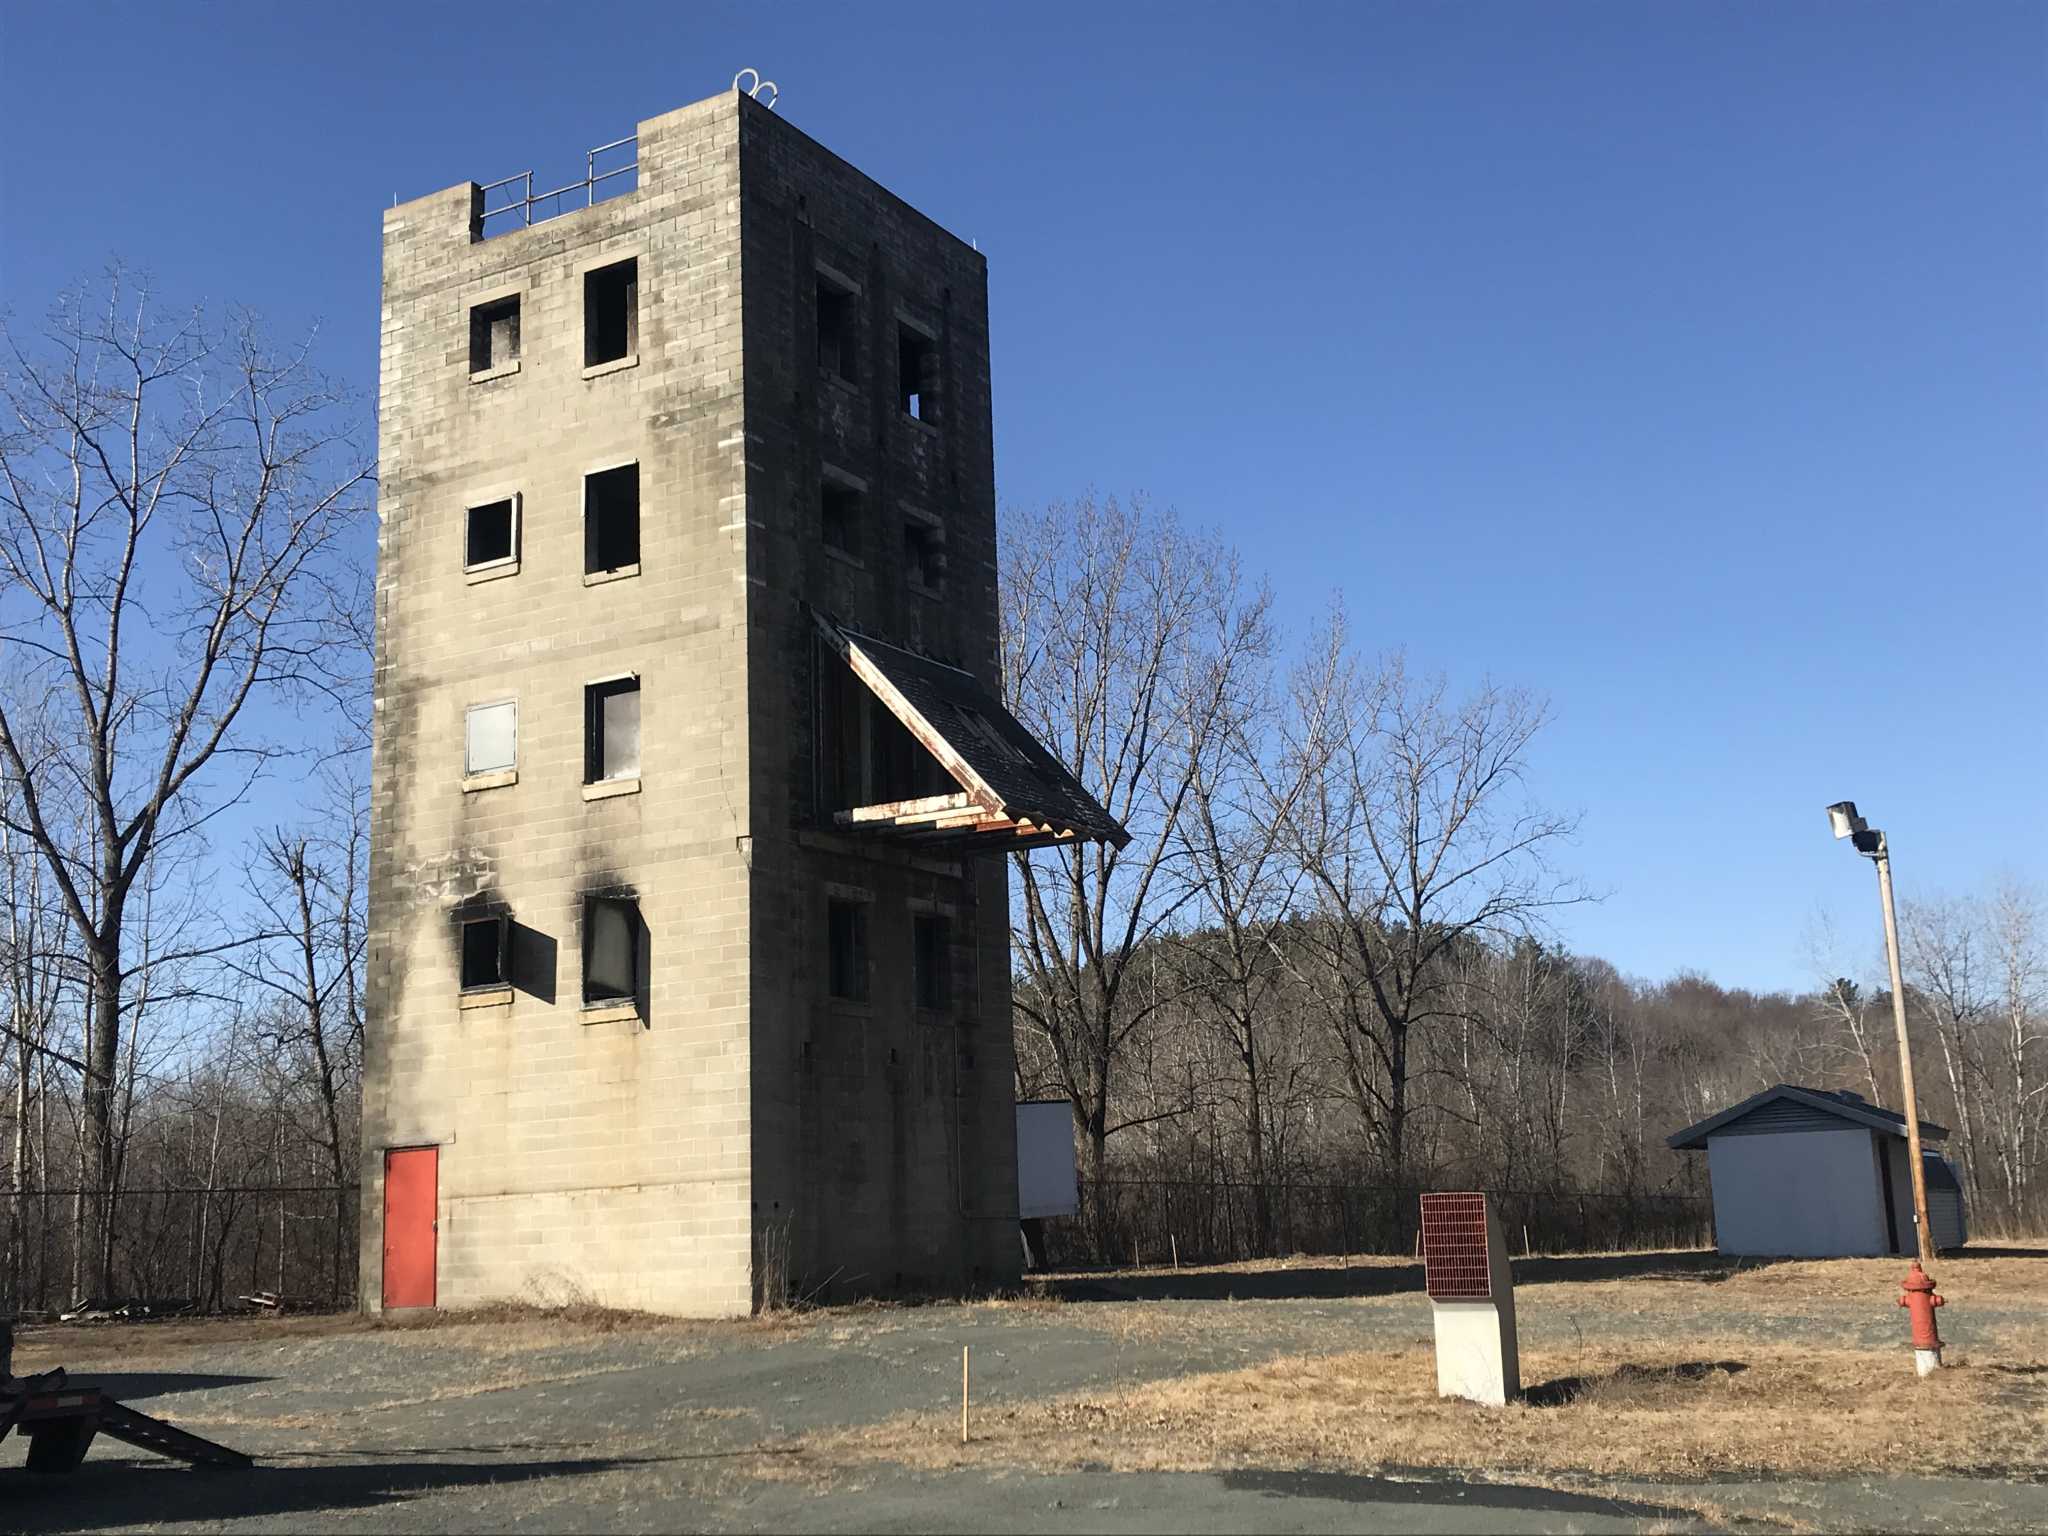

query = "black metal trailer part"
2;1322;253;1476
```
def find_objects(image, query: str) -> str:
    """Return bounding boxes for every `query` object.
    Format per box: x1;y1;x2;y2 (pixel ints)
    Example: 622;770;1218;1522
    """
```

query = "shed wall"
1883;1140;1968;1251
1706;1127;1885;1257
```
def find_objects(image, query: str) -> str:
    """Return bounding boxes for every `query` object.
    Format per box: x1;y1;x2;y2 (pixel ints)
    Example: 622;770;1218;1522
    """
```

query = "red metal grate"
1421;1191;1495;1301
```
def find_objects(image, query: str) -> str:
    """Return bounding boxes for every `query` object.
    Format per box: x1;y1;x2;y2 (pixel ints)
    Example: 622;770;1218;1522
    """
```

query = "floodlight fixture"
1827;801;1884;860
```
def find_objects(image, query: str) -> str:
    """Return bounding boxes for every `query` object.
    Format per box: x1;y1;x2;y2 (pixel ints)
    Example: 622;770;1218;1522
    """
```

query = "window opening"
584;896;640;1005
465;496;518;570
818;657;865;812
460;916;508;991
827;899;869;1002
897;325;936;421
822;479;860;557
464;700;517;776
913;914;951;1010
585;676;642;783
818;654;953;812
585;463;640;574
584;258;638;367
904;520;942;590
469;296;521;373
817;279;856;382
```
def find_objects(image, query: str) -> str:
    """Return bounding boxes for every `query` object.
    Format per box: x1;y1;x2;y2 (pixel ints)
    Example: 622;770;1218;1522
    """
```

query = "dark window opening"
817;280;856;382
469;296;520;373
460;916;508;991
913;913;951;1010
873;705;954;802
585;463;640;574
904;520;943;590
828;899;869;1003
584;258;638;367
585;676;641;783
583;896;641;1006
898;325;937;421
822;479;860;557
817;653;955;814
819;659;865;813
465;497;517;570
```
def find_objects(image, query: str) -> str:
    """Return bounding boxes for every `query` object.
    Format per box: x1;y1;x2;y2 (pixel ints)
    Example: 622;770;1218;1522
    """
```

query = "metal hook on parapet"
732;68;779;110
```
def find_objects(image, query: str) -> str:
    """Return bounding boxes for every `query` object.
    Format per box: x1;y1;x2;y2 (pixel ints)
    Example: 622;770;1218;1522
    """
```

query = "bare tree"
2;815;76;1311
1168;636;1312;1253
235;781;368;1299
1801;910;1887;1104
1900;895;1990;1209
1983;880;2045;1220
1278;621;1584;1207
0;272;371;1292
1002;495;1271;1227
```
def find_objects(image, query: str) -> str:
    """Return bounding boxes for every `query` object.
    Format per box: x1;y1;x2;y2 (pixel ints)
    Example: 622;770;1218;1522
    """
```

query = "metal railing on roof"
479;134;638;237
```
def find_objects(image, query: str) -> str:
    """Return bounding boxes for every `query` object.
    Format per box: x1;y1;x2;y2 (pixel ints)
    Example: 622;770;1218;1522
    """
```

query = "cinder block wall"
736;97;1021;1298
362;96;755;1316
364;91;1021;1318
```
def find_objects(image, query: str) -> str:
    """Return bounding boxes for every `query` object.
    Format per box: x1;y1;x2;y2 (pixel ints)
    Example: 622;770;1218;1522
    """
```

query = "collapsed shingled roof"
814;612;1129;853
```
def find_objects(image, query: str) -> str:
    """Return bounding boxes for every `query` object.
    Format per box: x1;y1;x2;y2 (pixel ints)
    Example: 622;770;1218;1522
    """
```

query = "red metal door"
382;1147;437;1308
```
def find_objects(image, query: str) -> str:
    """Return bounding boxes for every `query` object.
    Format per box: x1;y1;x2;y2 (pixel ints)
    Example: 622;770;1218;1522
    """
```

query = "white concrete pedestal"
1433;1298;1519;1405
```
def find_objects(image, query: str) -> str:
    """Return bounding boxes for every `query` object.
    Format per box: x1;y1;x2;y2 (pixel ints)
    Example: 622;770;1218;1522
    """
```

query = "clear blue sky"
4;3;2041;994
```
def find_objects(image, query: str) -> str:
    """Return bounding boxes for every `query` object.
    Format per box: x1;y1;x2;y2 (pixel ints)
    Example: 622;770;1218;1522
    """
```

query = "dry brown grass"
1696;1250;2048;1306
809;1335;2048;1483
1049;1245;2048;1308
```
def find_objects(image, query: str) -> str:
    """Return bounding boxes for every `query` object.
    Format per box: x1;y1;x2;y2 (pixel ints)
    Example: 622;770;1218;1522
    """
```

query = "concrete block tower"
362;89;1120;1316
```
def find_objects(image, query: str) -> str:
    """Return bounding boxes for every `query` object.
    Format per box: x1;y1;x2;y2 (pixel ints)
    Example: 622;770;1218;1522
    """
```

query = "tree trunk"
1243;1033;1271;1255
81;924;122;1299
1387;1018;1410;1246
1086;1098;1110;1263
8;1033;26;1313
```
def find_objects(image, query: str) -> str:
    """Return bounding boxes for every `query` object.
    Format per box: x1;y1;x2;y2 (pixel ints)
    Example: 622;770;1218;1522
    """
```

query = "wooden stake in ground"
961;1345;970;1445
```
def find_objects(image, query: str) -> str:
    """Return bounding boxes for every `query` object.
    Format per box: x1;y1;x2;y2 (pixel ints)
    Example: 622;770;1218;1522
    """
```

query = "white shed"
1668;1085;1966;1257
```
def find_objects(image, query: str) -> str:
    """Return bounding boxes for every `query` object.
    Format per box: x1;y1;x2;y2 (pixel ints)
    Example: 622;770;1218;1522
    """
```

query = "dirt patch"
803;1337;2048;1484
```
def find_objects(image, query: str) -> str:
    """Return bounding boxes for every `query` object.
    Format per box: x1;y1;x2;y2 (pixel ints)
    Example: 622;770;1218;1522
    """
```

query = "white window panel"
603;685;640;779
465;699;517;775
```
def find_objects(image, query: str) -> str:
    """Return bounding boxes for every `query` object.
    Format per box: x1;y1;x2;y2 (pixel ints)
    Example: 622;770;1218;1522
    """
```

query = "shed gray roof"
1667;1084;1948;1151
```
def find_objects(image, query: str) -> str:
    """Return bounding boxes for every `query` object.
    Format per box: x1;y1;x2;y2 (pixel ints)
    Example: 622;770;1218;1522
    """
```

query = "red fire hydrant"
1898;1261;1945;1376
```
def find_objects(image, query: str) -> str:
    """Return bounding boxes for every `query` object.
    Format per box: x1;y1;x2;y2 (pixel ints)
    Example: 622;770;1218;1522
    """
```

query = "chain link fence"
2;1187;359;1319
1037;1178;1714;1269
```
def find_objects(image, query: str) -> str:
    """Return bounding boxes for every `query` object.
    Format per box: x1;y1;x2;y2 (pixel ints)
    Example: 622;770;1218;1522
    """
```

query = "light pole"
1826;801;1936;1271
1828;801;1950;1375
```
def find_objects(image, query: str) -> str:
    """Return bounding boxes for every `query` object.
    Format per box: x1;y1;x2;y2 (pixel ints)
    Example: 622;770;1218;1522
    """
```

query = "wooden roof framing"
812;612;1129;854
